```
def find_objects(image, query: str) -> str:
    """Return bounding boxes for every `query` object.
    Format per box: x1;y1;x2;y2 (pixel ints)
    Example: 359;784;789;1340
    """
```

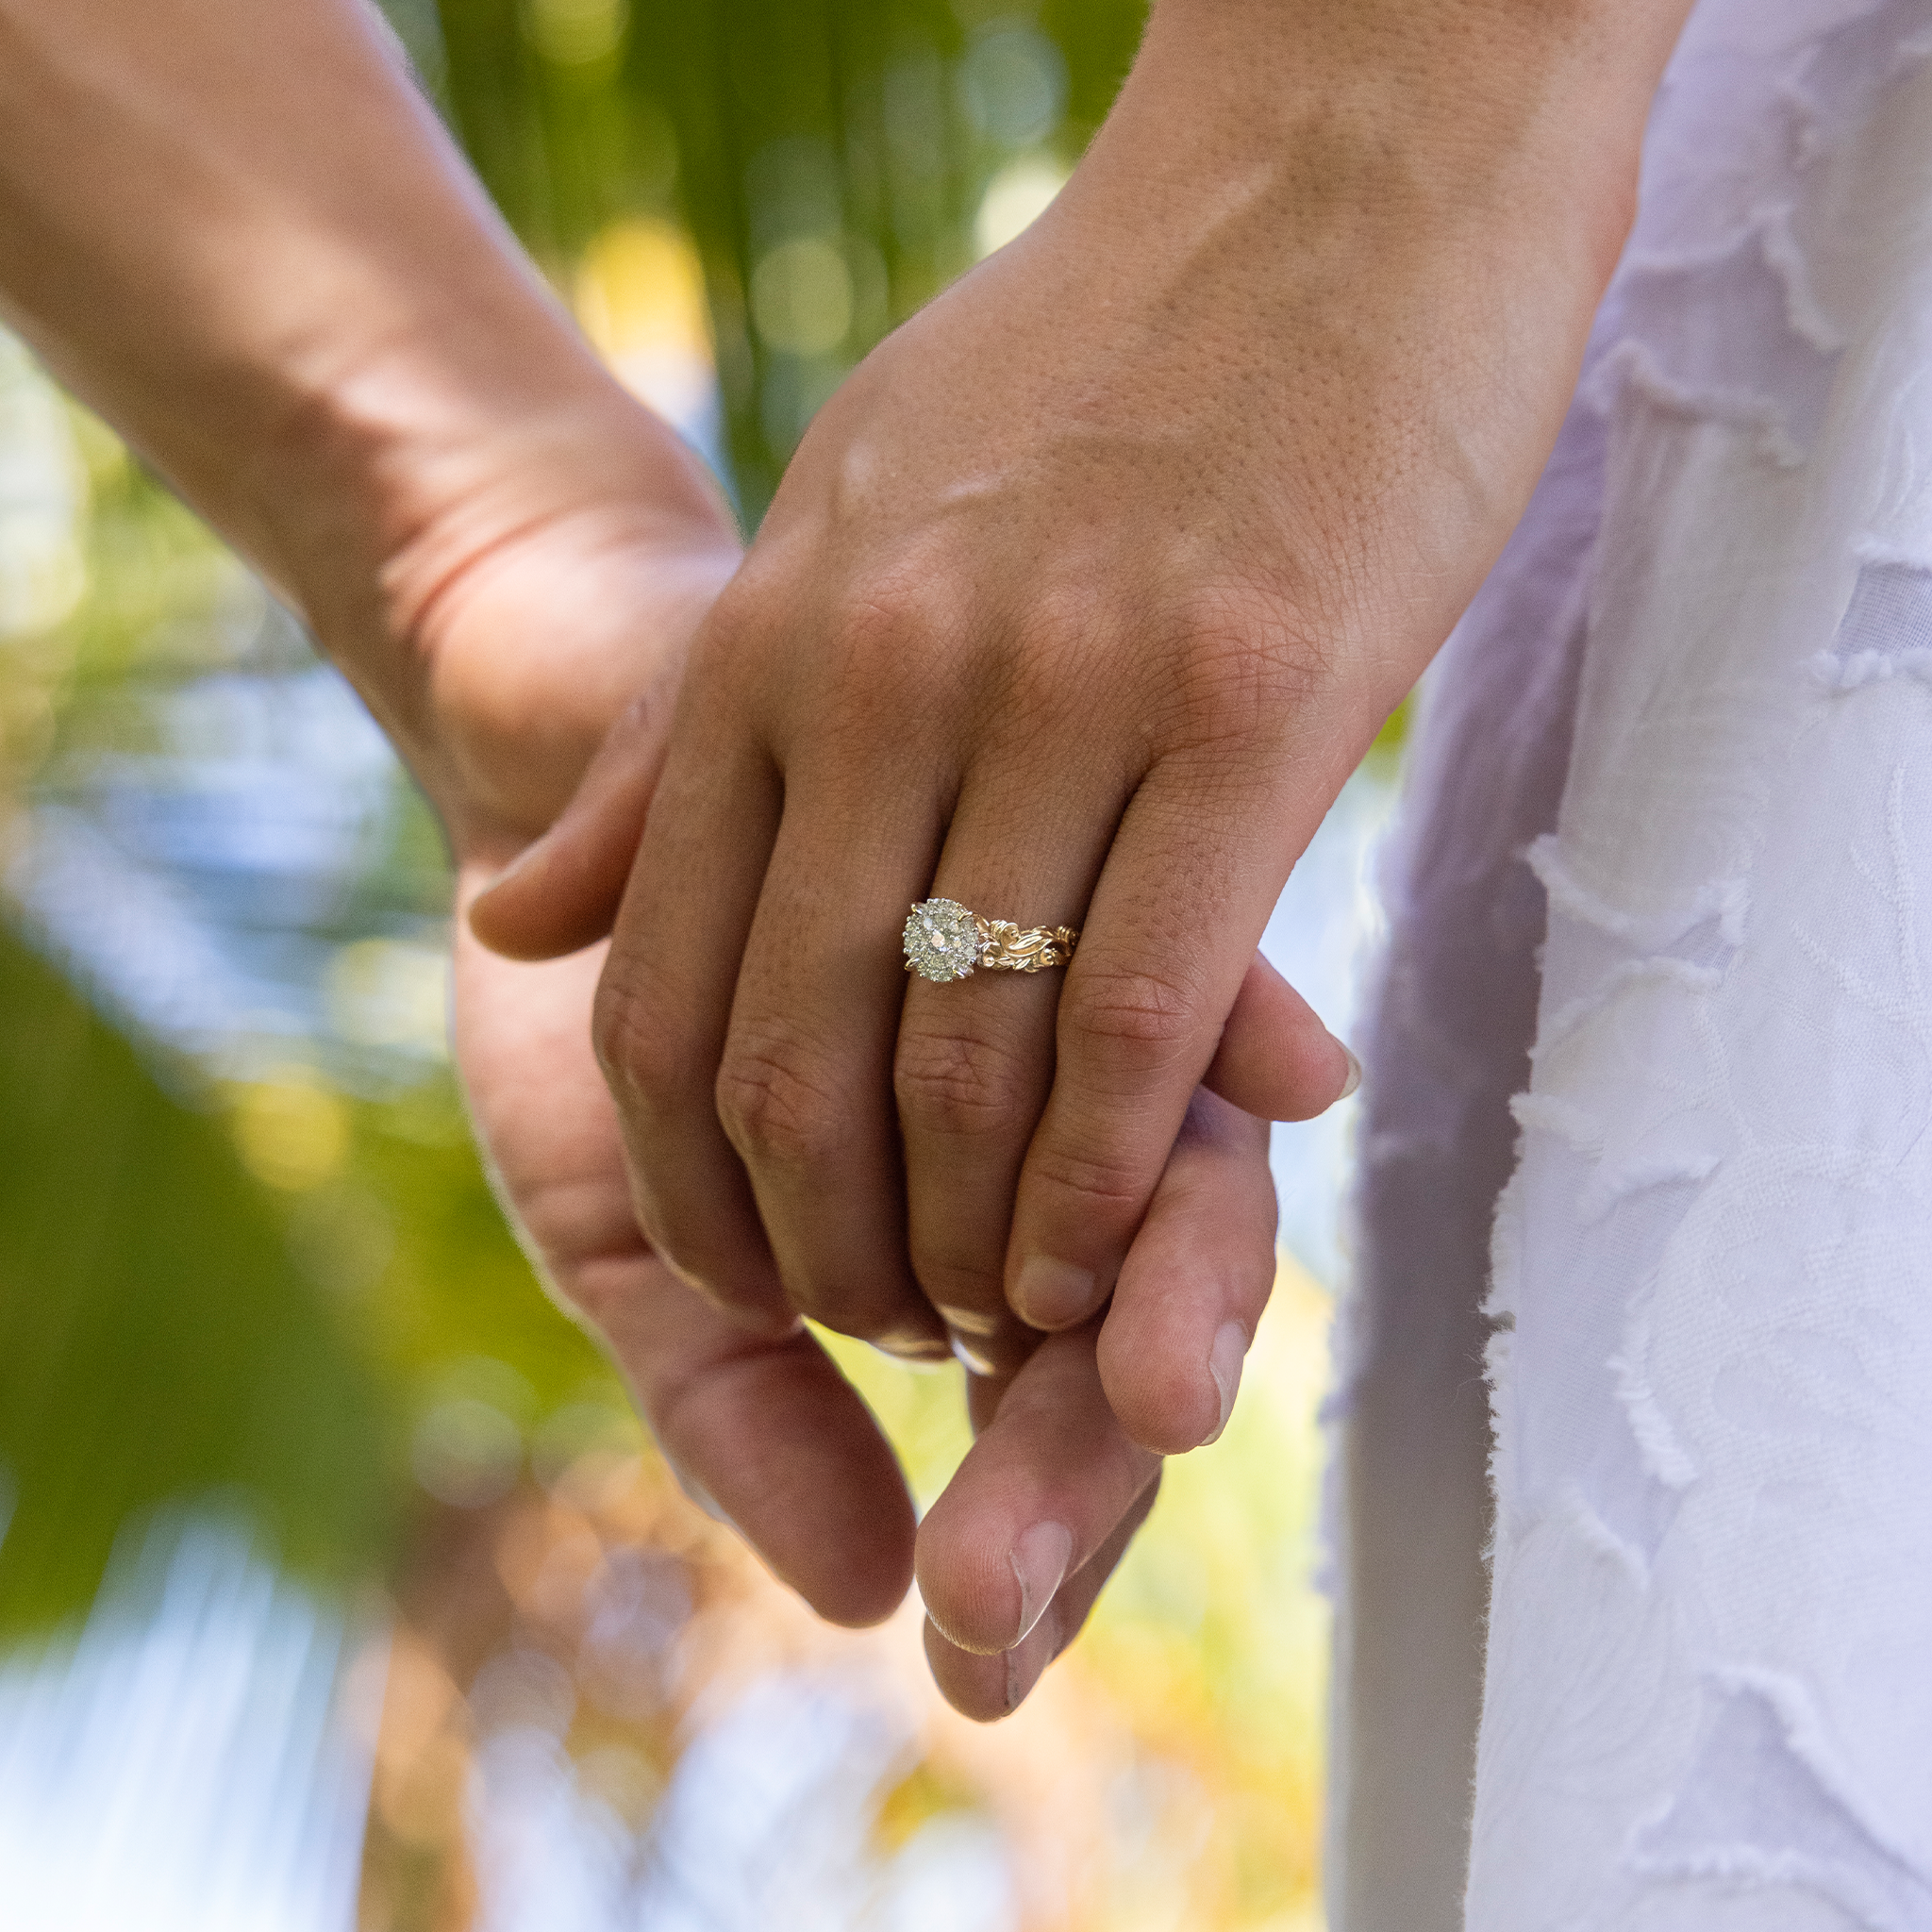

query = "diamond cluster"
903;898;983;982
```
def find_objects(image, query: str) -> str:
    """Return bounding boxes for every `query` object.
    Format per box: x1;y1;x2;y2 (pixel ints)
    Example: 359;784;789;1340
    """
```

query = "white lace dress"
1337;4;1932;1925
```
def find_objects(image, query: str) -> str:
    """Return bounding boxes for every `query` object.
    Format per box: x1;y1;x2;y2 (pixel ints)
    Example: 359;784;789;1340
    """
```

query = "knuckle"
1061;963;1204;1076
591;969;681;1105
905;1220;1005;1307
837;575;941;656
715;1025;848;1171
1026;1135;1148;1216
893;1021;1036;1142
1158;587;1334;752
691;575;778;683
824;558;958;680
797;574;965;757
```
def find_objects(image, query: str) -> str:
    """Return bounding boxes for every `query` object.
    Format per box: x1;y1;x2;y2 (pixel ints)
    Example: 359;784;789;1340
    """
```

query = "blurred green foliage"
0;926;387;1630
0;355;615;1633
436;0;1147;515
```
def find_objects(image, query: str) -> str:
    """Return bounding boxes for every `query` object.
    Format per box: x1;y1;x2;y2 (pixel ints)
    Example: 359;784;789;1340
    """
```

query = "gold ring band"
903;898;1079;982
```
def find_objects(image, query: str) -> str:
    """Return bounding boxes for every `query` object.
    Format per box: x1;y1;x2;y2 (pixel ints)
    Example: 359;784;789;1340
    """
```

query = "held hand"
452;907;921;1626
420;474;924;1622
507;0;1664;1457
424;466;935;1622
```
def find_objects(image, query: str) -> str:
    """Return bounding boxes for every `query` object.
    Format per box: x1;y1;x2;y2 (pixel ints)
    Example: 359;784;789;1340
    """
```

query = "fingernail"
875;1332;955;1367
1013;1256;1096;1329
948;1328;997;1376
936;1303;1000;1338
1008;1520;1073;1646
1005;1647;1028;1714
939;1303;1005;1379
1204;1320;1248;1444
1338;1043;1362;1101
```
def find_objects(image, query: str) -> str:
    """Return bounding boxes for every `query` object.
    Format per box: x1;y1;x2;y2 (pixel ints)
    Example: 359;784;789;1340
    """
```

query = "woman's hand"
443;472;1294;1707
486;0;1688;1458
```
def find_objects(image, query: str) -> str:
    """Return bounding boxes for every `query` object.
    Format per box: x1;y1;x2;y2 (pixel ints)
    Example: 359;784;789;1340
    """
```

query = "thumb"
1202;950;1359;1122
467;691;665;961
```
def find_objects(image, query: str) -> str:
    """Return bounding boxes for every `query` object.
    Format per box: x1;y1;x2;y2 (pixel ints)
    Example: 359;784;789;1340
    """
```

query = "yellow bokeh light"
325;938;449;1055
519;0;627;67
575;219;718;430
974;157;1069;259
229;1071;351;1192
575;219;712;365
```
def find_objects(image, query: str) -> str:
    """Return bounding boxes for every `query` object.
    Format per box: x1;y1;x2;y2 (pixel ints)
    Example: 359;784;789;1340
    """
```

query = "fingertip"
1206;951;1357;1121
763;1476;917;1629
1093;1091;1273;1453
1009;1254;1102;1331
465;844;556;959
622;1315;918;1629
1097;1309;1232;1454
913;1497;1024;1655
813;1563;915;1630
922;1612;1054;1721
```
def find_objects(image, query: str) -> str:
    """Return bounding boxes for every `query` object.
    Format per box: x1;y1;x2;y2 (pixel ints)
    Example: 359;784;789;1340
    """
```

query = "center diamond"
904;898;982;982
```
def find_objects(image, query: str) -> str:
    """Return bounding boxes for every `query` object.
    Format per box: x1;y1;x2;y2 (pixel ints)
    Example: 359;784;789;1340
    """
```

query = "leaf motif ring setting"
902;898;1079;983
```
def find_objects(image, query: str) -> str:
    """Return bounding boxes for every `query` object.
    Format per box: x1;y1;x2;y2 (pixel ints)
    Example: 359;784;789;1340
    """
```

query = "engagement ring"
902;898;1079;982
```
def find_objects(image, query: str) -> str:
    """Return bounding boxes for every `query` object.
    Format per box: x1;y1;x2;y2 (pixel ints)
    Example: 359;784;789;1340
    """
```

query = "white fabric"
1338;4;1932;1925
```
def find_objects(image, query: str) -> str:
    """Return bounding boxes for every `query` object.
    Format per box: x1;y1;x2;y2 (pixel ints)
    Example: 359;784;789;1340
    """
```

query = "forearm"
0;0;727;818
1112;0;1692;258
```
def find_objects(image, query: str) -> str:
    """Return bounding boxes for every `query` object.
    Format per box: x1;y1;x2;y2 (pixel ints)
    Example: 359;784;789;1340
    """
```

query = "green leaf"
0;924;391;1632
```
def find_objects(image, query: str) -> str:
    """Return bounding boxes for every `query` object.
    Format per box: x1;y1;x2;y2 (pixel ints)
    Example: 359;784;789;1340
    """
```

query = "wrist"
0;0;737;847
1093;0;1690;286
265;322;739;856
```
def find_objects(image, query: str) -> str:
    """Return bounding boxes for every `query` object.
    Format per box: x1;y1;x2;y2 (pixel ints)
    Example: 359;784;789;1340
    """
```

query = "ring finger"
715;749;956;1355
893;756;1132;1372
